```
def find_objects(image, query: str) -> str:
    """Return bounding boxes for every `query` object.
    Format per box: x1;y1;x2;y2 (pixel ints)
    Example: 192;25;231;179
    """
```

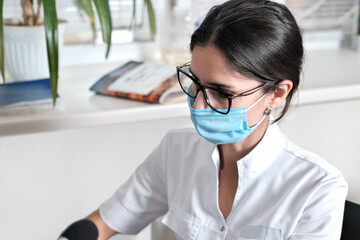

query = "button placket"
219;224;228;240
225;163;245;225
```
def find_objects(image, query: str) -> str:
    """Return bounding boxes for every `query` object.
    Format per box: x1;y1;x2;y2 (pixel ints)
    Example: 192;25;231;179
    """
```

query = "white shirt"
99;123;348;240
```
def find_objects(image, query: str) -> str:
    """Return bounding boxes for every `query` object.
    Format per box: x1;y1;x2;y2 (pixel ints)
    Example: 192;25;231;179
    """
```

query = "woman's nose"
192;91;210;110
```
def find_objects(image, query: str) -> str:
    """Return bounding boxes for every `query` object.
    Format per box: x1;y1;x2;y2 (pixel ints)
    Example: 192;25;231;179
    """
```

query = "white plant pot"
3;21;66;81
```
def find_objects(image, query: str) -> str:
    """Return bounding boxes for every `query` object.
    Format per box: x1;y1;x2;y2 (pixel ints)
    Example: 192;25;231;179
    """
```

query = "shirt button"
220;225;225;231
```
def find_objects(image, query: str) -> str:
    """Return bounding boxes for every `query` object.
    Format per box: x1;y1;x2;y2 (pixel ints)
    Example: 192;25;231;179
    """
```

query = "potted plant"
0;0;156;105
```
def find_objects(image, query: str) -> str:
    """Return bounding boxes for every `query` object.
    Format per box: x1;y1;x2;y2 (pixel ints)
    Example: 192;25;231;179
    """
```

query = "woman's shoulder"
279;130;345;181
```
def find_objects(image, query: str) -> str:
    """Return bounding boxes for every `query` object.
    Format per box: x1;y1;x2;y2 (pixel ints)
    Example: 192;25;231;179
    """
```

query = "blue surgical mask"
188;94;270;145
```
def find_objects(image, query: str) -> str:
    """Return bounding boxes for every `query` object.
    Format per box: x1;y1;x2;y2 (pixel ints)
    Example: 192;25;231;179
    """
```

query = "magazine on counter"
90;61;186;104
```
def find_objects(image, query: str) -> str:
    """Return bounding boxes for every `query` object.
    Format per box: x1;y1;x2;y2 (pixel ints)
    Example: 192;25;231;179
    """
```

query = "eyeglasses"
176;62;267;114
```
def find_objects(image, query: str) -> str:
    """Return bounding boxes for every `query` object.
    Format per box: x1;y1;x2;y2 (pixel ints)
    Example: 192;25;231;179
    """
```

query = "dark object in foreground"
340;200;360;240
59;219;98;240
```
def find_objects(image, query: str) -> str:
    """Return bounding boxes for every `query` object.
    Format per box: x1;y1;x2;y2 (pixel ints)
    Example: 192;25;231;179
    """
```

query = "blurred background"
0;0;359;239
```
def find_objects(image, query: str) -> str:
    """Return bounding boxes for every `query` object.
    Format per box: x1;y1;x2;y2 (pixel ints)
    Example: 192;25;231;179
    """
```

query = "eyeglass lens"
178;67;229;113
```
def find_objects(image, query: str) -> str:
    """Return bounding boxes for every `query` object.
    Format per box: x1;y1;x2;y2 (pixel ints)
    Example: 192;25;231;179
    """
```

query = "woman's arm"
86;209;118;240
58;209;118;240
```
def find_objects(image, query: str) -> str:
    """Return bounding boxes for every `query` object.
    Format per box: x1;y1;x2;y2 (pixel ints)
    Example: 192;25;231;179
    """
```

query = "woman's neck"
218;117;269;165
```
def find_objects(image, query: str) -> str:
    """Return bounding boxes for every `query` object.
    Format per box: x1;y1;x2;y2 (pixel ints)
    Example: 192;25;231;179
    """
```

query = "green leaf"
42;0;59;106
92;0;112;58
144;0;156;35
130;0;136;30
76;0;96;42
0;0;5;85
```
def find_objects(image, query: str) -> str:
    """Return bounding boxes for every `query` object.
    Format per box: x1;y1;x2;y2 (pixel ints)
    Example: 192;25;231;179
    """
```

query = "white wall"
1;98;360;240
0;116;193;240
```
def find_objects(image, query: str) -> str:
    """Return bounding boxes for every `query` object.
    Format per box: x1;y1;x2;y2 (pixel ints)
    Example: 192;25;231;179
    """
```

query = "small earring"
265;108;272;115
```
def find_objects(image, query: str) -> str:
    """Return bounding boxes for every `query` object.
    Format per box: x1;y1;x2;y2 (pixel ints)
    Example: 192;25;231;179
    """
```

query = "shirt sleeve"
289;175;348;240
99;134;169;235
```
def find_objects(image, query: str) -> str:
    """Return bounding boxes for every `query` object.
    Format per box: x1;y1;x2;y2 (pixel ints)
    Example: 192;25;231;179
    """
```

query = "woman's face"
190;45;270;127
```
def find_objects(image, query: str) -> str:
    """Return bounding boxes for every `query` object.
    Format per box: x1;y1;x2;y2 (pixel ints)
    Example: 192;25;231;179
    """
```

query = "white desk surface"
1;47;360;137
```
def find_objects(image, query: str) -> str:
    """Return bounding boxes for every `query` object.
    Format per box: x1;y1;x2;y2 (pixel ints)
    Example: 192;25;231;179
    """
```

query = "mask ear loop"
243;93;270;128
247;104;273;128
244;93;268;113
250;107;272;127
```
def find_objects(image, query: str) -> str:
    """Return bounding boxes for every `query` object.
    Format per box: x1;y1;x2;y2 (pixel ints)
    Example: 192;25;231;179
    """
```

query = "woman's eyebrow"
189;67;234;90
207;82;233;91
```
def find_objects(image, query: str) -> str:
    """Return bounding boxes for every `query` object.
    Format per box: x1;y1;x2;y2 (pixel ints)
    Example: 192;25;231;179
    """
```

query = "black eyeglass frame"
176;62;268;115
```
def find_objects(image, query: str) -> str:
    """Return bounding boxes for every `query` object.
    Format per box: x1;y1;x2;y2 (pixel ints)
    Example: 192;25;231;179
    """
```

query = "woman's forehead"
190;45;259;88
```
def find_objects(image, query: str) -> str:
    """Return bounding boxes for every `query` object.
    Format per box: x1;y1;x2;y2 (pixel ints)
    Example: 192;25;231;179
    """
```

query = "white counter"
1;47;360;137
0;61;189;136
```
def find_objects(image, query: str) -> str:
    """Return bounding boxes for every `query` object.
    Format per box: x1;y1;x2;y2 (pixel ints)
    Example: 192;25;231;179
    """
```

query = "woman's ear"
268;80;293;109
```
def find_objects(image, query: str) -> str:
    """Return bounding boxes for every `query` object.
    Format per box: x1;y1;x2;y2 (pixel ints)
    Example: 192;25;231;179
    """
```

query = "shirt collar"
239;122;284;178
211;119;285;178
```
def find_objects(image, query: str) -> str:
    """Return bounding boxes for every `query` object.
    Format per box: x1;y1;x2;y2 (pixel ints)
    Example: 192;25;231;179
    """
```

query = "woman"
60;1;347;239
